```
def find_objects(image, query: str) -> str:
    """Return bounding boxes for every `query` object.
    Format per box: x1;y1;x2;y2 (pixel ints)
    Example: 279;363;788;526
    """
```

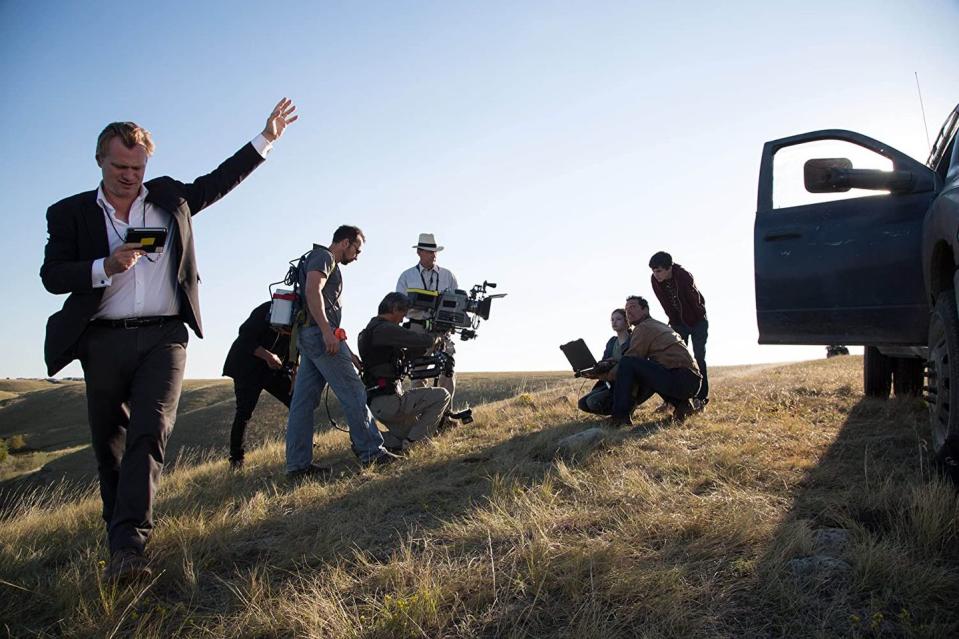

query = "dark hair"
611;308;627;320
378;292;410;315
648;251;673;269
96;121;155;161
625;295;648;310
332;225;365;245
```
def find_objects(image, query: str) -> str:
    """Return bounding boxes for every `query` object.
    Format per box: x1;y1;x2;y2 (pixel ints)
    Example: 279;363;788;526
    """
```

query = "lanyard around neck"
419;265;438;291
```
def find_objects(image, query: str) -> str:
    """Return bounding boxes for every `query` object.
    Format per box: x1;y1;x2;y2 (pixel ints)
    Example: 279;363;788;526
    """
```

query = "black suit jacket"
222;301;291;382
40;142;265;376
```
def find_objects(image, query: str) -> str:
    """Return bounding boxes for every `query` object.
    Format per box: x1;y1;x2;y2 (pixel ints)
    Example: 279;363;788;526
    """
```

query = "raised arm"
178;98;298;215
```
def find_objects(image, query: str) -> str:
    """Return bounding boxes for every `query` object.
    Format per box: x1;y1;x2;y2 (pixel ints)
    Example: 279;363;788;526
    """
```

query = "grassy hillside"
1;358;957;638
0;372;570;493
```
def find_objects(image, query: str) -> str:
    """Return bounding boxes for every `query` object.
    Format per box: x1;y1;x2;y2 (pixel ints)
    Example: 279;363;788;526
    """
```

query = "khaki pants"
370;387;451;450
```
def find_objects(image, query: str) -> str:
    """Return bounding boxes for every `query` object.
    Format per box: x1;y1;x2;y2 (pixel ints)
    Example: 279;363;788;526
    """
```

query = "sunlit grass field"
1;359;958;637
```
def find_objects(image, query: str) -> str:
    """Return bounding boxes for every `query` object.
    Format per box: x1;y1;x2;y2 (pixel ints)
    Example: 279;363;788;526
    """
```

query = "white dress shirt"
396;262;459;322
396;263;458;295
91;134;272;319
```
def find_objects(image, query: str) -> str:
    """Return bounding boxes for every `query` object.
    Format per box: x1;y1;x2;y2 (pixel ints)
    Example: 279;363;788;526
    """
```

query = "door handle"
764;228;802;241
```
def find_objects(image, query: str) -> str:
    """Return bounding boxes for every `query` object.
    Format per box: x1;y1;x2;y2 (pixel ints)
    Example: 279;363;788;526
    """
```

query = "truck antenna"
915;71;931;152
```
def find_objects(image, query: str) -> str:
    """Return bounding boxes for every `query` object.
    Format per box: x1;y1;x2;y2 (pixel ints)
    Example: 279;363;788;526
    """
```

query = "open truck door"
754;129;938;346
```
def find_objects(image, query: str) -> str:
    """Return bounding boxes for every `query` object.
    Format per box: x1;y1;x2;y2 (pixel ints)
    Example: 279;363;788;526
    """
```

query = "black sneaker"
286;463;332;481
362;450;401;468
671;400;696;423
606;415;633;428
449;407;474;424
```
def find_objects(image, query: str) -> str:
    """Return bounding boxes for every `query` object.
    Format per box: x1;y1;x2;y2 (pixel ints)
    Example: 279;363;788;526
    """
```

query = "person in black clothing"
358;292;451;452
223;301;293;469
649;251;709;408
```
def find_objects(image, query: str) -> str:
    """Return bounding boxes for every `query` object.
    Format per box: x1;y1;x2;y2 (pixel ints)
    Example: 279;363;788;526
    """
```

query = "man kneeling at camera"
358;292;452;452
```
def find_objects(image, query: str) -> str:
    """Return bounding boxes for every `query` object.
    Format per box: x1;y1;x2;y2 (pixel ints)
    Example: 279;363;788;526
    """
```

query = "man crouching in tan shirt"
583;295;701;427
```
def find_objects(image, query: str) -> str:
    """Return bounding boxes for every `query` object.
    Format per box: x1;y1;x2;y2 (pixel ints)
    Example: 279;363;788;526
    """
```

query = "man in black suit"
223;301;293;470
40;98;297;581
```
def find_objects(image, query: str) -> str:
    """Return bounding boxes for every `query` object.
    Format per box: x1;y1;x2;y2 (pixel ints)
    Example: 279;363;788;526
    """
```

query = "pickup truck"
753;103;959;472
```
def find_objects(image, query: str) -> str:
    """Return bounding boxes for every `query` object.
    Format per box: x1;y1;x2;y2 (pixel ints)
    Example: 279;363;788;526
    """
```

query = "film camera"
406;281;507;340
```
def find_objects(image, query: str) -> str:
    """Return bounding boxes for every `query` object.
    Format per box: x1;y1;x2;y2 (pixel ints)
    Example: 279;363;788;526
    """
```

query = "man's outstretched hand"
262;97;298;142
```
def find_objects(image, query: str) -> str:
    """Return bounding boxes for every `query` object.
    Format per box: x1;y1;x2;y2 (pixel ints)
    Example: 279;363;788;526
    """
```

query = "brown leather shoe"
102;549;152;582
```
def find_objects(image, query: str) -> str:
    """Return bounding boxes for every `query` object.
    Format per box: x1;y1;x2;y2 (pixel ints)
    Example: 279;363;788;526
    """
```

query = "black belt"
90;316;179;329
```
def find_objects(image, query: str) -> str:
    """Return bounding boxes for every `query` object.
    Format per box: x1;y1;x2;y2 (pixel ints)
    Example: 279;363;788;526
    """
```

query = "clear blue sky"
2;1;957;378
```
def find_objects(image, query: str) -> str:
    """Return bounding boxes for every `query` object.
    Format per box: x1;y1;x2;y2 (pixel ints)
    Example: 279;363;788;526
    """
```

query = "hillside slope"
0;372;570;491
1;358;957;638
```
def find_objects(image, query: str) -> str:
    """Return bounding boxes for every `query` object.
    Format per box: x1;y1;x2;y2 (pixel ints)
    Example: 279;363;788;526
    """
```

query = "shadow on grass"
731;396;959;638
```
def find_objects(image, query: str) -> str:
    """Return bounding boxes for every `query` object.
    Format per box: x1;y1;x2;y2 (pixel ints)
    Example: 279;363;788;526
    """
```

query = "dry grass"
1;358;958;638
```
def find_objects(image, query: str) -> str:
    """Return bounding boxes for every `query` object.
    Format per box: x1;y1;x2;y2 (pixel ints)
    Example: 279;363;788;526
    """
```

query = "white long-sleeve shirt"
91;134;272;319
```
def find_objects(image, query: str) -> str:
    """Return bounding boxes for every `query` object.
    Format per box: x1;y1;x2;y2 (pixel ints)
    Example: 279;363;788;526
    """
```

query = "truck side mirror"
804;158;917;194
804;158;853;193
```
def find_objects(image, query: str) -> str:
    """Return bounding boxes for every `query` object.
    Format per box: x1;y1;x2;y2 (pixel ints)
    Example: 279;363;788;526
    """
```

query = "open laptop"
560;339;615;377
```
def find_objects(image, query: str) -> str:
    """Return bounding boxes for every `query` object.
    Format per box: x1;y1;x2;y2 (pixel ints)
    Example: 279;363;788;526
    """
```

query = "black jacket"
358;316;434;384
222;302;291;382
40;143;264;375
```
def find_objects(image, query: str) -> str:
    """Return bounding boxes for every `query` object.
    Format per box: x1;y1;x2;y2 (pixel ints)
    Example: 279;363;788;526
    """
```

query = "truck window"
773;140;894;209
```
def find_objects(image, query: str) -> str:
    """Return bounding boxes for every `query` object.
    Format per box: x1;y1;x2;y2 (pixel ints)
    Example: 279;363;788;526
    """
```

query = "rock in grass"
812;528;850;558
555;427;607;460
787;555;851;579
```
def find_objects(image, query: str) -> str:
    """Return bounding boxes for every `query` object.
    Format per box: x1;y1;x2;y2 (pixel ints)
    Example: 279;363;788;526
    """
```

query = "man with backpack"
285;225;397;477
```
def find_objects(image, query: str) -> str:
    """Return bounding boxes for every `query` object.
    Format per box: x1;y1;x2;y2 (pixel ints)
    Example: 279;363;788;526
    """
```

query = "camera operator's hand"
104;242;145;276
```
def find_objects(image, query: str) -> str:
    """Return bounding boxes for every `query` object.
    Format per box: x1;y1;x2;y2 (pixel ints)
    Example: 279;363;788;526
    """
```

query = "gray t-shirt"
299;244;342;328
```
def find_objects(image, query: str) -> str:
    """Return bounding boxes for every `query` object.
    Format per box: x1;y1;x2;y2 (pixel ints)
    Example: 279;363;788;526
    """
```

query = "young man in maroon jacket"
649;251;709;409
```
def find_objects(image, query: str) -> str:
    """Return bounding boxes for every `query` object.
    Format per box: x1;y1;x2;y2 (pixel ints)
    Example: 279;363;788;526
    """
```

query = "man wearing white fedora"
396;233;459;398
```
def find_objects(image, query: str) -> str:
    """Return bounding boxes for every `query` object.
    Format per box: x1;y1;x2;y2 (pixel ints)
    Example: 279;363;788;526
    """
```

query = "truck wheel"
863;346;892;398
927;291;959;476
893;358;924;397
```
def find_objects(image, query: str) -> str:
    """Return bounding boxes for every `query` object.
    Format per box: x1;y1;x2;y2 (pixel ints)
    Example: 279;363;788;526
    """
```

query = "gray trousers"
78;320;188;555
370;387;451;449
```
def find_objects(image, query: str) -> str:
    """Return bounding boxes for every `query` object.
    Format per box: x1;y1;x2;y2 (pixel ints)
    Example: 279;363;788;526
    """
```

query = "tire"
863;346;892;398
927;291;959;472
892;357;923;398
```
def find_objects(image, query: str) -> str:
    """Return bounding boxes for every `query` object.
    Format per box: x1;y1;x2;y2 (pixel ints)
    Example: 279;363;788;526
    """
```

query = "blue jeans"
674;319;708;401
285;326;385;469
611;356;702;418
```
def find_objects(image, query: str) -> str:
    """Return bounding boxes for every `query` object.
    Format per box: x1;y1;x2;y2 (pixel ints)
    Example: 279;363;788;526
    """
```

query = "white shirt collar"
96;183;149;217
